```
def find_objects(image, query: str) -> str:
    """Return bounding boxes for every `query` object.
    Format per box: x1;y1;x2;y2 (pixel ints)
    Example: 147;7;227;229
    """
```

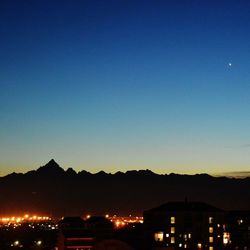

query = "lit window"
171;217;175;224
209;227;213;233
188;233;191;239
14;241;19;246
184;243;187;249
179;243;182;247
184;234;187;241
171;227;175;233
237;219;243;225
209;217;213;224
223;232;230;245
209;236;213;243
171;237;175;244
197;243;202;249
36;240;42;246
166;233;169;237
154;232;164;242
209;247;214;250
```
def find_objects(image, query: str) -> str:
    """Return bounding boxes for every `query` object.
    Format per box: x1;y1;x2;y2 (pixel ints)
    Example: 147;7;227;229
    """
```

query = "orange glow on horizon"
109;215;143;228
0;214;51;224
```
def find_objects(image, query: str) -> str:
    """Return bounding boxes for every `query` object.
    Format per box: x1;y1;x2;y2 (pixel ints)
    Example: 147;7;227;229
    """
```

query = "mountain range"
0;159;250;217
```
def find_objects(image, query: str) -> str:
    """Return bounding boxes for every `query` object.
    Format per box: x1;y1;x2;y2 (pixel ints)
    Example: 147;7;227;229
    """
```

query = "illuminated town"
0;213;143;229
0;203;249;250
0;214;51;224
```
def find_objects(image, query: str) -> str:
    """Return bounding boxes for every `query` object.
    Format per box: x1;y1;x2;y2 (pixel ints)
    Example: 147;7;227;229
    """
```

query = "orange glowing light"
0;214;51;224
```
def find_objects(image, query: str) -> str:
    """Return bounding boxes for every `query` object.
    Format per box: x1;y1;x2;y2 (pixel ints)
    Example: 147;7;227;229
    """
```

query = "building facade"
225;210;250;250
144;201;225;250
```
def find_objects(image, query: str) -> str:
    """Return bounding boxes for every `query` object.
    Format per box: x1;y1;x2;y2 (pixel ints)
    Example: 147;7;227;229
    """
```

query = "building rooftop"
145;201;223;213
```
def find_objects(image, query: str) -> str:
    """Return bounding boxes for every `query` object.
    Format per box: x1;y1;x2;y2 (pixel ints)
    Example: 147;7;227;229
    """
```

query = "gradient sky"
1;0;250;176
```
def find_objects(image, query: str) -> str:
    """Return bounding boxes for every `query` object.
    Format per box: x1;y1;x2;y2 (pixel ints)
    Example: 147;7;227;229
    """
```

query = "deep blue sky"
1;0;250;176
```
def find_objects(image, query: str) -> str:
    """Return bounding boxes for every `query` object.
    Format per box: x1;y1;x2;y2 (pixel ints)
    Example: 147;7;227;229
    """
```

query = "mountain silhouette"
0;160;250;217
36;159;65;176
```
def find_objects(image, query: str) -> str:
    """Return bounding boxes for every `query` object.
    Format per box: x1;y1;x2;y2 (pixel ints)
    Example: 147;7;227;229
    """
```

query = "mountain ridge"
2;159;238;179
0;160;250;217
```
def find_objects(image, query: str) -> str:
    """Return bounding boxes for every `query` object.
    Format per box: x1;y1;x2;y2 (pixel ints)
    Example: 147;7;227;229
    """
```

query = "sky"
1;0;250;176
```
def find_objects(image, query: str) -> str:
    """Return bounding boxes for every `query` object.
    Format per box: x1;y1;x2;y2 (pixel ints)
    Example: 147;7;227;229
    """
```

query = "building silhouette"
56;217;95;250
225;210;250;249
144;201;225;250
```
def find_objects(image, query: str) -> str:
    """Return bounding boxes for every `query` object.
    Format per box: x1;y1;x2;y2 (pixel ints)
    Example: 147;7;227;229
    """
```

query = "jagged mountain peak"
36;159;65;175
47;159;59;167
66;167;77;175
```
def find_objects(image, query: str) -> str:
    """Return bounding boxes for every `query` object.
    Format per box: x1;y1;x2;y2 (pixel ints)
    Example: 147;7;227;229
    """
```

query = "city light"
0;214;51;224
109;215;143;228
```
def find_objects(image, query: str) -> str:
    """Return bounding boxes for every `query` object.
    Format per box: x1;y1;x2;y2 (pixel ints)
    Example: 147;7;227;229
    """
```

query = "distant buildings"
57;217;95;250
56;216;133;250
85;216;113;240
